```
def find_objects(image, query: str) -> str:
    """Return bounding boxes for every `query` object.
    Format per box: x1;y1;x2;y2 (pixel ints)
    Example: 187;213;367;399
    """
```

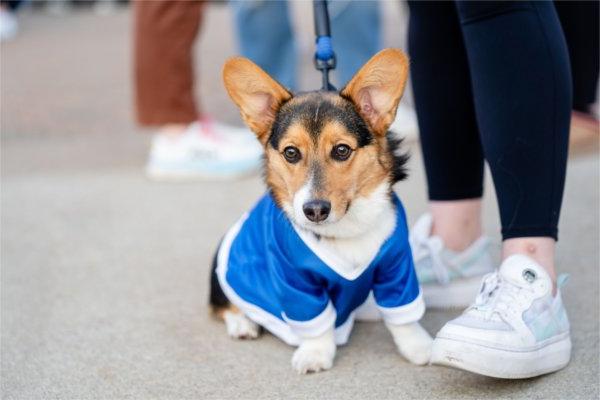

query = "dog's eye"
331;144;352;161
283;146;301;163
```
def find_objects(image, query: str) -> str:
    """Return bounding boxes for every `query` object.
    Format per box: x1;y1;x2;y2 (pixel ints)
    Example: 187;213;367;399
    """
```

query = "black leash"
313;0;337;91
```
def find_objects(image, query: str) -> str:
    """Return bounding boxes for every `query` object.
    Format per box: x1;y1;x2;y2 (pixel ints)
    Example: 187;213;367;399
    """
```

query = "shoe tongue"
411;214;433;241
498;254;550;287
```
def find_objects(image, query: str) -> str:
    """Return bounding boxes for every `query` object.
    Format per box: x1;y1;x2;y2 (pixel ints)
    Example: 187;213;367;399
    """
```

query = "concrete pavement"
1;5;598;399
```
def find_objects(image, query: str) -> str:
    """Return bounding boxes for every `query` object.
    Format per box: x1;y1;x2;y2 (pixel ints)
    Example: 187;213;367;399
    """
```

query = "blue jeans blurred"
231;0;381;90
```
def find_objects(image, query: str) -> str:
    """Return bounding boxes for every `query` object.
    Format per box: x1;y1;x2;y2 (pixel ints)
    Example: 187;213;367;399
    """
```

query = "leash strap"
313;0;337;91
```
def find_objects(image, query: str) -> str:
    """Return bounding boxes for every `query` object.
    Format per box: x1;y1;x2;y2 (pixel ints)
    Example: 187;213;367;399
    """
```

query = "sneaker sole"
422;275;484;309
430;335;571;379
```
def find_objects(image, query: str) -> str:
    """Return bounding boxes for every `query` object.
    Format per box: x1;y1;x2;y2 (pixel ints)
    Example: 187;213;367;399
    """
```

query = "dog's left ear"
223;57;292;144
341;49;409;136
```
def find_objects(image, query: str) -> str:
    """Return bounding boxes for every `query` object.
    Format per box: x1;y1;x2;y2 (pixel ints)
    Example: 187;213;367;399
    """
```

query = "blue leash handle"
316;36;334;61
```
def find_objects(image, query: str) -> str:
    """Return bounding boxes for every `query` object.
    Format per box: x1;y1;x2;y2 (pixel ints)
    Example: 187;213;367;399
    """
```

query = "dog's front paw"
387;322;433;366
291;343;335;374
224;311;260;339
397;336;432;365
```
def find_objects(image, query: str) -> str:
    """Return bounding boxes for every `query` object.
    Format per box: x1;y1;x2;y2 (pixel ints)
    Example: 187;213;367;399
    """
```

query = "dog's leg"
291;328;336;374
221;306;260;339
209;248;260;340
385;322;432;365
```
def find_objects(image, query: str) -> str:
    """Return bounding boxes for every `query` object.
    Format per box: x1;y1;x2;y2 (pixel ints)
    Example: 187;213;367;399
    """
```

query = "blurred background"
1;0;415;176
1;1;598;399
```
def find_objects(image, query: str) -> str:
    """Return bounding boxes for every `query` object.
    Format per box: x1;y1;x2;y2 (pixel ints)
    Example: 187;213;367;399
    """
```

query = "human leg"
407;1;494;308
330;0;381;87
456;0;571;279
134;0;204;126
134;1;262;180
408;0;485;252
431;1;572;378
554;0;599;114
230;0;296;89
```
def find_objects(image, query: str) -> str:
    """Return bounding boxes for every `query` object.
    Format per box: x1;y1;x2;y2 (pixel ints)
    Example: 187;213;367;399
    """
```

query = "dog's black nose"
303;200;331;223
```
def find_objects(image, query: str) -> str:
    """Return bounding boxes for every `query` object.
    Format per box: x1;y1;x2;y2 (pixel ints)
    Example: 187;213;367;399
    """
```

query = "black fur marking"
269;93;373;150
386;134;409;183
264;91;409;187
209;243;230;309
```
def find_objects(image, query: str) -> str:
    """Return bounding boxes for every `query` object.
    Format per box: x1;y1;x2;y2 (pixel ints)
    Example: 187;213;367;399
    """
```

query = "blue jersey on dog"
216;192;424;346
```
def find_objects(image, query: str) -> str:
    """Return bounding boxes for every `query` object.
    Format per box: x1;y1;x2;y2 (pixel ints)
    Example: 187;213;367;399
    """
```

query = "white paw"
291;344;335;374
397;338;432;365
224;311;260;339
387;322;433;366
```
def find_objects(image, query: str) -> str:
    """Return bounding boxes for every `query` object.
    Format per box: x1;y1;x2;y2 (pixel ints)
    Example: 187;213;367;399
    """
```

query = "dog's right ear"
223;58;292;144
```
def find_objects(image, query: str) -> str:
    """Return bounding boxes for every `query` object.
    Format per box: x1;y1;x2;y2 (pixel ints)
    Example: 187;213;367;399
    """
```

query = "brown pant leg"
134;0;205;126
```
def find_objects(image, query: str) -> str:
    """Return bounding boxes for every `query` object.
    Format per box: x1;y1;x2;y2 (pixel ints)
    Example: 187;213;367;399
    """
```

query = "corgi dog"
210;49;432;374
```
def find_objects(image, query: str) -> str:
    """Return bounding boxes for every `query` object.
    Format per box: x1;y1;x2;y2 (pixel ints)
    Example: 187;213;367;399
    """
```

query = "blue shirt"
216;192;424;346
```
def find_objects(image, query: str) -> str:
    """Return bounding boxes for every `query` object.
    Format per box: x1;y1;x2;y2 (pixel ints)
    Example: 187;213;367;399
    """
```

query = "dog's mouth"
282;181;394;240
292;215;345;240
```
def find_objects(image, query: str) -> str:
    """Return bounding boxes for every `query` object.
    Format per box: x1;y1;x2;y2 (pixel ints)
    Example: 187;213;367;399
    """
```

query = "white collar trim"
291;223;383;281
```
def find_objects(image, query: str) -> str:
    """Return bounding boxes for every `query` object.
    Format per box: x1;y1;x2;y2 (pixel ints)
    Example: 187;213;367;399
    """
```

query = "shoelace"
472;272;534;320
410;234;451;285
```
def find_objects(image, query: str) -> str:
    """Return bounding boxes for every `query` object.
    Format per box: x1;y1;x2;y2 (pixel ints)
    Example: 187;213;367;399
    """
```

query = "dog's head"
223;49;409;238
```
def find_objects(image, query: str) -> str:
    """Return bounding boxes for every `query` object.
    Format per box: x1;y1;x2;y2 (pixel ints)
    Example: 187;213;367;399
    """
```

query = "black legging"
408;1;571;240
555;1;600;113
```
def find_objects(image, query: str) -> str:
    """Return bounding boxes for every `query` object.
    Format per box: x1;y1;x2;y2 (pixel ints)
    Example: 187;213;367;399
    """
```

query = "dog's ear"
223;57;292;144
341;49;409;136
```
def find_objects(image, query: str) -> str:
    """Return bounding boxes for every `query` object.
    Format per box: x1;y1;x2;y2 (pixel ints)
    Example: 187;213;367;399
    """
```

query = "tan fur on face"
265;122;314;208
315;121;392;218
266;118;395;222
223;49;409;227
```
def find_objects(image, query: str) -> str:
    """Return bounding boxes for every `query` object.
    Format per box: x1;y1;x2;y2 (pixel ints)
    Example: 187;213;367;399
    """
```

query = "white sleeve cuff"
282;301;336;338
377;292;425;325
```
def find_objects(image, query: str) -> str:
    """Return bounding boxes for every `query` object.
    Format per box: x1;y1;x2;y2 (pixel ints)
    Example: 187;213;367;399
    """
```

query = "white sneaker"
390;104;419;141
146;119;263;181
410;214;494;308
0;8;18;42
431;254;571;379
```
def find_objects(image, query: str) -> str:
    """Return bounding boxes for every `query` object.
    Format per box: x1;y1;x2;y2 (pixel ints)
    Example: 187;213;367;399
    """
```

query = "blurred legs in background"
231;0;380;89
0;0;21;41
231;0;297;89
555;0;599;116
134;0;262;181
328;0;381;87
555;1;600;147
230;0;418;138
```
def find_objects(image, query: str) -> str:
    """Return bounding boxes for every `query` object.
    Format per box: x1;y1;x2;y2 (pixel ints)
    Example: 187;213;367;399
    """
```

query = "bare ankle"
503;237;557;294
158;124;188;137
430;199;483;252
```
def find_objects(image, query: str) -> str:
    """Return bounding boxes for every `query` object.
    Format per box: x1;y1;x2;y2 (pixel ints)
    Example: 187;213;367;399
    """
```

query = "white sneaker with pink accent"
146;119;263;181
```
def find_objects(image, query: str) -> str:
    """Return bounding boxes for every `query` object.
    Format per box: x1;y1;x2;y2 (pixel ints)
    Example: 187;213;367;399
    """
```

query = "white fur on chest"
316;204;396;271
291;183;397;279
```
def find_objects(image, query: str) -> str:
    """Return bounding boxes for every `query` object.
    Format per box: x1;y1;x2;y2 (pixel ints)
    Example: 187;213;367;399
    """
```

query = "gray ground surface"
1;4;599;400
